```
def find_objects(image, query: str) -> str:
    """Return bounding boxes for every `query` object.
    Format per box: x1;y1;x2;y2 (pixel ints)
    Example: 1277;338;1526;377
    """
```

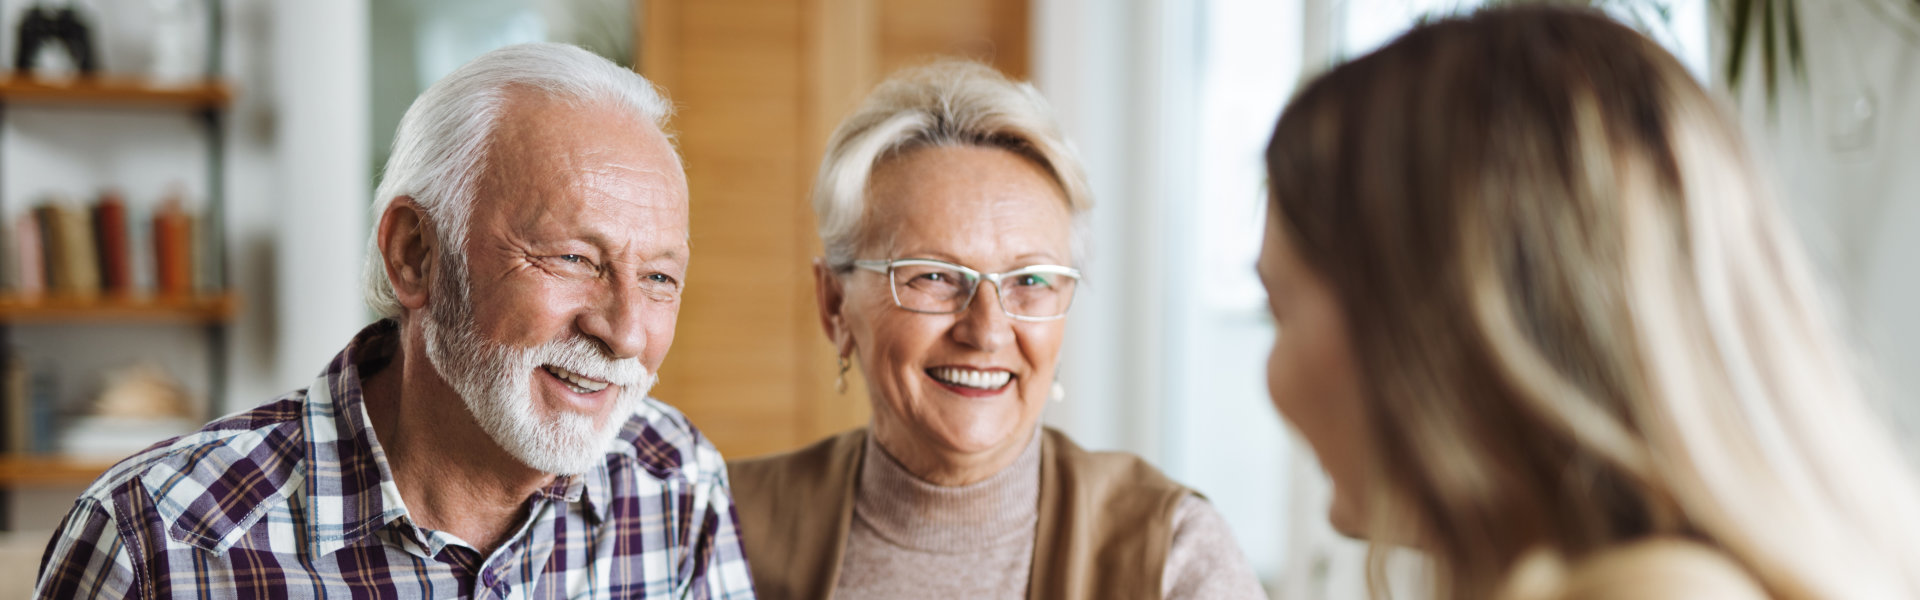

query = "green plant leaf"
1725;0;1755;91
1763;0;1778;99
1784;0;1804;78
1451;0;1818;105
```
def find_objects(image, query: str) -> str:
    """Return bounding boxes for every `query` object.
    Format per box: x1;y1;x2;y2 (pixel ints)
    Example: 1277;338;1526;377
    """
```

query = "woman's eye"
646;273;678;285
1015;274;1048;287
561;254;586;264
912;272;965;289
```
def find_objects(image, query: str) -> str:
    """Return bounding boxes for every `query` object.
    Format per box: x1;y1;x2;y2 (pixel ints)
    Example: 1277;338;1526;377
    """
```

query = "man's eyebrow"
648;241;692;262
564;227;689;259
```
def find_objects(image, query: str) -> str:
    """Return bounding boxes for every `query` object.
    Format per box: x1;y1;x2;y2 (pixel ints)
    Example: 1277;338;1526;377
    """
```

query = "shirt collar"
300;320;616;557
301;320;412;557
534;467;613;524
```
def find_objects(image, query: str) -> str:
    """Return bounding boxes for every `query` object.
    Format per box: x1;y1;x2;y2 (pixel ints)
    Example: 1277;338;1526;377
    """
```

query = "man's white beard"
420;256;654;475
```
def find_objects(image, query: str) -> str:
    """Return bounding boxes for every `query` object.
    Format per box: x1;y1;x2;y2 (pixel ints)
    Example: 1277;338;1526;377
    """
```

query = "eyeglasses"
852;258;1081;322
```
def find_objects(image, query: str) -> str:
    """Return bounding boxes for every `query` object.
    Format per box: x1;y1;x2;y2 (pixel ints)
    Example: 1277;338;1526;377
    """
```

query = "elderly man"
35;44;754;599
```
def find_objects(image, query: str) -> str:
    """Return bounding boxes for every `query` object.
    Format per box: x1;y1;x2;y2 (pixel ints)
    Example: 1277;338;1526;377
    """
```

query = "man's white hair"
813;60;1092;270
363;42;673;318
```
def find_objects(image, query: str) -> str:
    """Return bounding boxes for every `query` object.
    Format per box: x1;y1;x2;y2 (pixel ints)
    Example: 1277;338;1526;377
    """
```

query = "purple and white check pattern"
34;321;756;599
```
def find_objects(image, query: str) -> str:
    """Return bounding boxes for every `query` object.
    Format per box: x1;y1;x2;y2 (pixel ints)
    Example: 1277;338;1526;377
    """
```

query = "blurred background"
0;0;1915;597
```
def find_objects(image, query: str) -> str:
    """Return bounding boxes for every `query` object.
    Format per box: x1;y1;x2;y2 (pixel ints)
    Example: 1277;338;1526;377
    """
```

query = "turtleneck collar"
853;429;1043;554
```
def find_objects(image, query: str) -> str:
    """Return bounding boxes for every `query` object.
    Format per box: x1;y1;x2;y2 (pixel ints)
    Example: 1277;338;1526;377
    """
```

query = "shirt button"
481;570;498;587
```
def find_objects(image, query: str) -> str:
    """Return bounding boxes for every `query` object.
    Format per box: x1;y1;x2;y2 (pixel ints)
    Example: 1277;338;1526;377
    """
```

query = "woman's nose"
950;282;1014;351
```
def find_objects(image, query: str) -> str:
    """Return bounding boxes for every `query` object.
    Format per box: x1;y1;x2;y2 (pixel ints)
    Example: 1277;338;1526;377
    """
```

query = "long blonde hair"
1264;7;1920;599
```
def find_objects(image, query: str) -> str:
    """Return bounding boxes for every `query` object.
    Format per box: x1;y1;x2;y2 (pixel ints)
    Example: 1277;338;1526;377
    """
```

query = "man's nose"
577;284;647;359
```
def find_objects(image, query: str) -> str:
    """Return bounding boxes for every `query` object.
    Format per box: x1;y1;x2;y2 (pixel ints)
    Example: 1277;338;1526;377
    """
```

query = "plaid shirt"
34;321;756;599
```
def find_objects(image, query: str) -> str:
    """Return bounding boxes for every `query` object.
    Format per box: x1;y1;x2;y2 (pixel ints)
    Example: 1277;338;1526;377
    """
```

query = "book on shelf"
4;188;218;303
37;200;101;297
9;213;45;297
2;352;27;454
30;369;54;454
152;193;194;297
94;190;131;295
0;352;57;455
127;202;154;295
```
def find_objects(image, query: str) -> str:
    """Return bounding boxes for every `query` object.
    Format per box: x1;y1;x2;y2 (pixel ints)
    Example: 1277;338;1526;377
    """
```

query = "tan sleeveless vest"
728;427;1190;600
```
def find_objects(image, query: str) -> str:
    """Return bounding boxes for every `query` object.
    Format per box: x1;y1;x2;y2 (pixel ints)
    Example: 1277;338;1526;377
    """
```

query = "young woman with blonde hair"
1258;6;1920;599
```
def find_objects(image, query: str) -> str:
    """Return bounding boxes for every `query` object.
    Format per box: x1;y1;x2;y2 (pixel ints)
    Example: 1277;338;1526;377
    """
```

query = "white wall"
1729;1;1920;453
1033;0;1167;458
269;0;371;395
1034;0;1302;589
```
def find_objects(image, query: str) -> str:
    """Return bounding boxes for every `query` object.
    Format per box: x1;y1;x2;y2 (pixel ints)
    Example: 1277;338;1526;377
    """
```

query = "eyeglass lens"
891;263;1077;318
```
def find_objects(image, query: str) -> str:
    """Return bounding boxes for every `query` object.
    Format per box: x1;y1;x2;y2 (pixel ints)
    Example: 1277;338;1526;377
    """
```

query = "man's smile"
543;364;611;393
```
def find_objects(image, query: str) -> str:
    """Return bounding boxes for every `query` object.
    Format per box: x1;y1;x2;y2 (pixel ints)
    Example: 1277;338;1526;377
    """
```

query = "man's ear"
812;258;853;357
377;197;437;311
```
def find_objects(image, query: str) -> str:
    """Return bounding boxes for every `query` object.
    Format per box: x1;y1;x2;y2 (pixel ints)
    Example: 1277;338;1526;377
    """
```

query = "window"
1339;0;1710;77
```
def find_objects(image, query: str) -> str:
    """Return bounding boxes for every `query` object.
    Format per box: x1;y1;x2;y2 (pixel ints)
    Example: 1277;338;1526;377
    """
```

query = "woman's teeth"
545;365;611;393
929;367;1013;390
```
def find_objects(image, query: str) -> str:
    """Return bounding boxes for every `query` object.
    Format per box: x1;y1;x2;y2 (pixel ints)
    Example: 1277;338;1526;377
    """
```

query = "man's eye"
646;273;678;285
543;254;597;276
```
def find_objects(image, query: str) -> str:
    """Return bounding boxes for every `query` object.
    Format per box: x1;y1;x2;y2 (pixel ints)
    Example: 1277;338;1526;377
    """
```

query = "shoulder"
1169;495;1232;543
1042;427;1186;497
609;396;734;485
1511;539;1769;600
72;392;310;553
1041;428;1189;527
722;429;867;600
1163;495;1266;599
727;428;865;503
729;430;857;467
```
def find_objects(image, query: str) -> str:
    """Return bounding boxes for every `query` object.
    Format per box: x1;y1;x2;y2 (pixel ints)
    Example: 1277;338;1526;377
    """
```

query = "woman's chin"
929;419;1025;456
1327;500;1369;540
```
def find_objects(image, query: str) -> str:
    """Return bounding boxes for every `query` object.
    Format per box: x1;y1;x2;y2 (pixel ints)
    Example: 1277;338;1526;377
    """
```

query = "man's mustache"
530;335;650;387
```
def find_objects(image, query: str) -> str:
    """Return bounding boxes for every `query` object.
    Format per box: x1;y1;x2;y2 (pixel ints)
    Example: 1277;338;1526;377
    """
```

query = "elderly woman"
727;62;1264;599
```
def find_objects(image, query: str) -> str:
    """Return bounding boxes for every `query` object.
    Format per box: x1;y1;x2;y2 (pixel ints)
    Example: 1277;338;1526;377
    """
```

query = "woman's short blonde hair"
813;60;1092;269
1265;6;1920;599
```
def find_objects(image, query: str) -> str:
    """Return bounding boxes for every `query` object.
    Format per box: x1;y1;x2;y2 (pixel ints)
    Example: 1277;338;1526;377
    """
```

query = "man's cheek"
645;318;677;369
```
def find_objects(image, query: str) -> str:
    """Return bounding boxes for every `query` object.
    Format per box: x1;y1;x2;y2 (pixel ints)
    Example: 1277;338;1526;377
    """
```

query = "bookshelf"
0;293;239;324
0;454;117;488
0;1;235;532
0;76;232;110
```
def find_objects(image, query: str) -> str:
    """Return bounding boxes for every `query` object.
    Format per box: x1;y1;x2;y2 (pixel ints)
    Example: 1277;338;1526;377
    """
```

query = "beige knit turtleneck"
831;430;1267;599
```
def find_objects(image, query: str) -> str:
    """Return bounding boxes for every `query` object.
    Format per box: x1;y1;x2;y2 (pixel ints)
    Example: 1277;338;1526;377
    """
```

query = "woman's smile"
925;366;1016;396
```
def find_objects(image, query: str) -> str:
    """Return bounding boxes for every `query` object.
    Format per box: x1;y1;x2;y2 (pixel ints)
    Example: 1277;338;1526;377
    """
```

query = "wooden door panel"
641;0;1028;460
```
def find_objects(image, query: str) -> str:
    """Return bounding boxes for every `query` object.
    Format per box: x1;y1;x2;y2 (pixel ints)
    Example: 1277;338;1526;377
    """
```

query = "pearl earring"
835;355;851;394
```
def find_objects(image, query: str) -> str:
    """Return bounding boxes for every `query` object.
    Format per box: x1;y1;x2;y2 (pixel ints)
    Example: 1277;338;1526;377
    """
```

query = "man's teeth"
544;365;611;393
929;367;1012;390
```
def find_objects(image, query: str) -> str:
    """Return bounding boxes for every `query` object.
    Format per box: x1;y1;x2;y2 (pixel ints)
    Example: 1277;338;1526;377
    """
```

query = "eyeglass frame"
850;258;1083;322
